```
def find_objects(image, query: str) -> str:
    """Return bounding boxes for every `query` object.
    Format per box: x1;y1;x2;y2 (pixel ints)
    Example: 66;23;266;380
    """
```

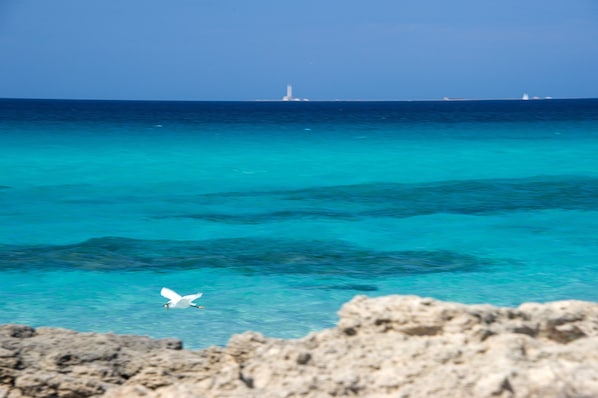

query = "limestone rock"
2;295;598;397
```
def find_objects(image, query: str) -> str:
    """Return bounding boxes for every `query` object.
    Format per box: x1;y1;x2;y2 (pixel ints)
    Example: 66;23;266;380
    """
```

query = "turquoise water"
1;99;597;348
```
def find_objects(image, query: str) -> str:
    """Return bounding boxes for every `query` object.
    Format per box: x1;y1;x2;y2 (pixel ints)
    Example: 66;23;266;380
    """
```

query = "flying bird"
161;287;204;309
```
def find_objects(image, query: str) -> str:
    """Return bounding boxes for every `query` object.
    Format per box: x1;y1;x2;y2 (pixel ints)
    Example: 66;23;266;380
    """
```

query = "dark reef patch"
325;284;379;292
0;237;494;276
160;175;598;224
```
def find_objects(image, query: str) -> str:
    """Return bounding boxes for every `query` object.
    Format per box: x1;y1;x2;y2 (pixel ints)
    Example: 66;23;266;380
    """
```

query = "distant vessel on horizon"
522;93;553;101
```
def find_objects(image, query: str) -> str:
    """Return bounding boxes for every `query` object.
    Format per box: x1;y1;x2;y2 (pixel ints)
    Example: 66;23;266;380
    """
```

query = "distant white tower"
282;84;294;101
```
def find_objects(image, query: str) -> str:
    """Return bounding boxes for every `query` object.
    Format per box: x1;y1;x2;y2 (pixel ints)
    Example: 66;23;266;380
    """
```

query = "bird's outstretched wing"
182;292;203;302
161;287;182;301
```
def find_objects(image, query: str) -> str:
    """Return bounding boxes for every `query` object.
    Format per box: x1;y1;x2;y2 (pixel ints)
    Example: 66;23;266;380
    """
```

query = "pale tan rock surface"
2;295;598;397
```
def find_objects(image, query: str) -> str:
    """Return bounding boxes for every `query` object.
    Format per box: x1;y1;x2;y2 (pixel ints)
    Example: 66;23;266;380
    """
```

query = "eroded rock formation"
2;295;598;397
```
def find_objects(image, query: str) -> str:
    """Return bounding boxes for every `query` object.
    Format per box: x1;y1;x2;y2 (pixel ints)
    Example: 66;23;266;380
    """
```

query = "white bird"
161;287;204;310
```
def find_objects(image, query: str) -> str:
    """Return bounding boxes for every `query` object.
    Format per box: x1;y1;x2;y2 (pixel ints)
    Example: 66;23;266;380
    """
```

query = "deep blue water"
1;98;597;349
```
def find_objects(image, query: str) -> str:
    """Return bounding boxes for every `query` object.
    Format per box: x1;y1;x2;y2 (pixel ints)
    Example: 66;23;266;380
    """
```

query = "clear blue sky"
1;0;597;101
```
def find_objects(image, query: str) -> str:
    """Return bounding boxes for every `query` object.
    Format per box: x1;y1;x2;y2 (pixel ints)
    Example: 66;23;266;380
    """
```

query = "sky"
1;0;597;101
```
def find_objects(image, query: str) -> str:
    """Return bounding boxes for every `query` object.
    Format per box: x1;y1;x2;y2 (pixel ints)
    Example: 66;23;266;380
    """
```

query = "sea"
1;98;597;349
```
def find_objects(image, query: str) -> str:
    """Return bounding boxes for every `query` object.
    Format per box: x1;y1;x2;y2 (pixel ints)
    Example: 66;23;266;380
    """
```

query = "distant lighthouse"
282;84;295;101
281;84;308;101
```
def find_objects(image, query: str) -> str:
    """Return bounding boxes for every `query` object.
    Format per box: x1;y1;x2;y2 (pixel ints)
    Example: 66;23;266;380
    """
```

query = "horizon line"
2;96;597;103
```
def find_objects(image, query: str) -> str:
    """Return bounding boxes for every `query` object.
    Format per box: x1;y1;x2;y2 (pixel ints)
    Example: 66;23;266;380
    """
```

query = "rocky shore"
2;295;598;398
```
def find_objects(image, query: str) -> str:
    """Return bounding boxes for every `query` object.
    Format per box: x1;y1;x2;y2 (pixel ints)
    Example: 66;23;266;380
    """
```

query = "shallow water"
1;99;597;348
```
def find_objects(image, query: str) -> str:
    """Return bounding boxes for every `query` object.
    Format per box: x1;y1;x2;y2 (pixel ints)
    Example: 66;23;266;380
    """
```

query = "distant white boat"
522;93;529;100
